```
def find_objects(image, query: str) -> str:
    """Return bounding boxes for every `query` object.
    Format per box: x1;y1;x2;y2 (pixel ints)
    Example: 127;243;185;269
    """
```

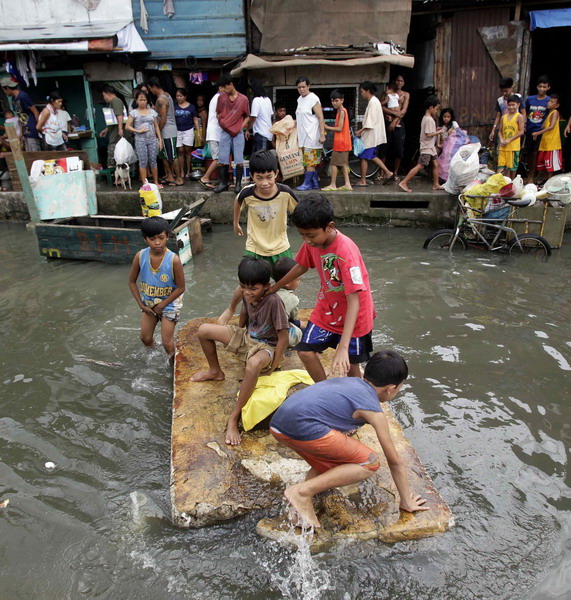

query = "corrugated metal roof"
0;0;133;42
132;0;246;60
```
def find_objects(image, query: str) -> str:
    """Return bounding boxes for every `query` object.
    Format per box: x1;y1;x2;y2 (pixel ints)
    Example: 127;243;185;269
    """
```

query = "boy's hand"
532;131;539;139
331;347;350;377
234;223;243;236
153;304;164;316
142;306;157;318
400;493;429;513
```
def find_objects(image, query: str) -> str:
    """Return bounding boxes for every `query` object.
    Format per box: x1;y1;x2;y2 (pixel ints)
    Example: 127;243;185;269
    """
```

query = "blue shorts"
298;320;373;364
359;147;378;161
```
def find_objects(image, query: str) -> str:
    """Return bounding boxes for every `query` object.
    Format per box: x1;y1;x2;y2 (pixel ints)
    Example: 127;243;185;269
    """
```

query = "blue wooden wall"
132;0;246;60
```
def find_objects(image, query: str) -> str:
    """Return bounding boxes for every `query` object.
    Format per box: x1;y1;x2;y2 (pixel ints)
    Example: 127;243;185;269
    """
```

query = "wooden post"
514;0;522;21
5;123;40;223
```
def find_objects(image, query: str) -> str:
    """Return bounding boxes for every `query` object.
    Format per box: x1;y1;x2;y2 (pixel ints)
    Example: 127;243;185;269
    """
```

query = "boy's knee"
298;350;316;361
140;332;154;346
362;452;380;473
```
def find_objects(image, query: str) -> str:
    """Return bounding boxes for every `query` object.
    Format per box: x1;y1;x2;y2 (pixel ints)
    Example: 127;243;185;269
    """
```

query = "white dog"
114;162;131;190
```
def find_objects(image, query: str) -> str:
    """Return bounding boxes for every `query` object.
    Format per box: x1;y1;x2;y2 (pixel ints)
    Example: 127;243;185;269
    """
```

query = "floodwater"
1;221;570;600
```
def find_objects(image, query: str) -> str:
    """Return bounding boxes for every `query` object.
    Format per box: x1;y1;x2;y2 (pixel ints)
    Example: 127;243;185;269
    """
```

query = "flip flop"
338;186;353;191
167;181;177;186
198;179;214;189
321;186;338;191
382;174;396;185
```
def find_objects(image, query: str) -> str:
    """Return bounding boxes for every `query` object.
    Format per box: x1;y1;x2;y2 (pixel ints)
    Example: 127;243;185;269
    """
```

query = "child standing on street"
497;95;525;178
270;350;429;528
218;150;299;324
128;217;185;357
399;95;442;193
534;94;563;178
322;90;352;192
525;75;551;183
270;194;376;383
489;77;525;142
191;258;289;445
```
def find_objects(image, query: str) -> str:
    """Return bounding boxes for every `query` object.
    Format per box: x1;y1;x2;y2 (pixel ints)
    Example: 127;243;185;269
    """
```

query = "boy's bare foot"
432;185;443;191
225;418;242;445
190;369;225;382
284;484;320;528
398;181;412;193
218;308;233;325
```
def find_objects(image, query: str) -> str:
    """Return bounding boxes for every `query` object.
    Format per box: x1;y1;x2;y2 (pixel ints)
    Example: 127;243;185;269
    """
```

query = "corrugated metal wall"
132;0;246;60
449;7;510;142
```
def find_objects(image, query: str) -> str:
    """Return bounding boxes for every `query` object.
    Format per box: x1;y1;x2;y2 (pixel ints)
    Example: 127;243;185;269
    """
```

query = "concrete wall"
0;190;458;229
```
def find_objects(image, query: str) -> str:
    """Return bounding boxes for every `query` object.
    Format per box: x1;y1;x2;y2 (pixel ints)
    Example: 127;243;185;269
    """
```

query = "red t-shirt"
295;231;376;336
333;107;351;152
216;92;250;136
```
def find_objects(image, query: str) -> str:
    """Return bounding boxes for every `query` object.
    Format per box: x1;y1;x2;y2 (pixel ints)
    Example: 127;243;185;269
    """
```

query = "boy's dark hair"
250;150;278;174
292;193;334;230
424;95;440;109
439;107;456;127
102;85;116;95
147;76;162;89
549;93;560;102
364;350;409;387
4;109;14;117
250;79;267;98
507;94;520;104
360;81;377;94
272;257;297;282
296;76;310;86
537;75;550;85
330;89;344;100
499;77;514;89
274;100;287;111
238;257;271;286
218;73;234;87
141;216;169;238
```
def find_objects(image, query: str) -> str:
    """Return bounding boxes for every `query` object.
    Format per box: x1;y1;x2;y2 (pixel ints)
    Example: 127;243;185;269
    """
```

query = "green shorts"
243;249;293;267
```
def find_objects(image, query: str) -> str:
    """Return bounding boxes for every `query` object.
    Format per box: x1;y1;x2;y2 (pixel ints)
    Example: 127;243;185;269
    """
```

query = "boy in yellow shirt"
219;150;298;324
533;94;562;179
497;95;525;178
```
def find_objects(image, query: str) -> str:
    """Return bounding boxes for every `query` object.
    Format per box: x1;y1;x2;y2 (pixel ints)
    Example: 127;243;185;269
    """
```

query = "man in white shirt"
199;83;224;188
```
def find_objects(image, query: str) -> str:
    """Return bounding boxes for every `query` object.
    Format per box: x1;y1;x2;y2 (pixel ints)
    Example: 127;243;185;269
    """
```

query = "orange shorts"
270;428;380;474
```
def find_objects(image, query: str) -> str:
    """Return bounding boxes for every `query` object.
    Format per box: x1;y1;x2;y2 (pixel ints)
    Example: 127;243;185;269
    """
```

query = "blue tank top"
138;248;183;313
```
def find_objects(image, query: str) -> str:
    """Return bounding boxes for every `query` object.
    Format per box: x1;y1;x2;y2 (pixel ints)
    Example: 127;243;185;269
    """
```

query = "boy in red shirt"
270;194;375;382
322;90;352;191
214;73;250;194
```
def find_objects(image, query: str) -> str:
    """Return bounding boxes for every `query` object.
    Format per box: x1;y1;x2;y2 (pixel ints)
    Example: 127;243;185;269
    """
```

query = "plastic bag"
352;135;365;157
114;137;137;165
270;115;304;180
438;127;469;182
443;142;481;194
139;180;162;217
202;142;212;160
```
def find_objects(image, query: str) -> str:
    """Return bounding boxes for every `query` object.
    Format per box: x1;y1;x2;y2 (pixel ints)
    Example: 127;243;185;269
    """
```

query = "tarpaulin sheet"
251;0;411;53
530;9;571;31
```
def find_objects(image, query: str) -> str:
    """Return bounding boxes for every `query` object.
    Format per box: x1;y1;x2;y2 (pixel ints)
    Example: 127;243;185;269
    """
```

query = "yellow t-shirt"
539;110;561;151
501;112;521;151
238;183;298;256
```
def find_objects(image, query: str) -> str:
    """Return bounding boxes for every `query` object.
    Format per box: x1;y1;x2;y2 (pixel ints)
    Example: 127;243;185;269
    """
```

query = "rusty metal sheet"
172;313;454;547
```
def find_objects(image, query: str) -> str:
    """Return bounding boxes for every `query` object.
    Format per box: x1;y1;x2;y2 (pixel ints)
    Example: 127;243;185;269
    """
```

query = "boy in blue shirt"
525;75;551;183
128;217;185;357
270;350;429;528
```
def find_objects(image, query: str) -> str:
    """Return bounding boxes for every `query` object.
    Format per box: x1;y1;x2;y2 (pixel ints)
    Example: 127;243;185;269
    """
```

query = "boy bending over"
270;350;429;528
270;194;375;382
128;216;185;357
191;258;289;445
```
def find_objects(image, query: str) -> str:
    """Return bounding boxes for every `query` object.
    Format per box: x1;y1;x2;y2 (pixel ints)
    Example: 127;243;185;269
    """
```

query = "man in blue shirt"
1;77;41;151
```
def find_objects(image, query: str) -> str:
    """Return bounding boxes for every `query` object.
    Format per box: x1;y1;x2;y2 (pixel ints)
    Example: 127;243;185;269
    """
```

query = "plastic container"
231;160;251;183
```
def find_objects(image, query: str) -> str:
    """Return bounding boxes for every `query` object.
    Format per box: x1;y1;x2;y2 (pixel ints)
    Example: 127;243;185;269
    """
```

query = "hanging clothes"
140;0;149;32
163;0;175;18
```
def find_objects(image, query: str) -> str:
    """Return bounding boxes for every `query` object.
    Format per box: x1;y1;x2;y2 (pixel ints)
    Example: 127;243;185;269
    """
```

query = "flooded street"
1;221;570;600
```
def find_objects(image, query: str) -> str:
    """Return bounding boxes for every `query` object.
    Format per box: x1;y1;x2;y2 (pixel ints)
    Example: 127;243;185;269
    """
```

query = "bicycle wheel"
508;233;552;257
348;155;379;179
423;229;466;252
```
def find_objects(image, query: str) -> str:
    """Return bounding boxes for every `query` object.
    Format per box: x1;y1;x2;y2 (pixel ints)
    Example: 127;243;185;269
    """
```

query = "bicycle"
423;193;552;257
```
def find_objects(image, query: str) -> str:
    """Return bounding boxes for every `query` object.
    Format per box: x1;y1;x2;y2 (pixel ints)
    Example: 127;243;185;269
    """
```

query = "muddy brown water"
1;222;570;600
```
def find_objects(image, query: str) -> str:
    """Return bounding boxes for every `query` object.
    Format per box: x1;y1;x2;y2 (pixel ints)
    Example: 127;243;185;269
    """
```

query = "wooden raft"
172;313;454;548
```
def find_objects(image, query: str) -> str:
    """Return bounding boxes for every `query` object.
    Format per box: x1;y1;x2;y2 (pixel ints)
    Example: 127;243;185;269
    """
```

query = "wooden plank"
171;313;454;548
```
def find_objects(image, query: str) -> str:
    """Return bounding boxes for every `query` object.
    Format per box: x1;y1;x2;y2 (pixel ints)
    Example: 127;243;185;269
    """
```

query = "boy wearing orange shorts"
269;350;429;528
